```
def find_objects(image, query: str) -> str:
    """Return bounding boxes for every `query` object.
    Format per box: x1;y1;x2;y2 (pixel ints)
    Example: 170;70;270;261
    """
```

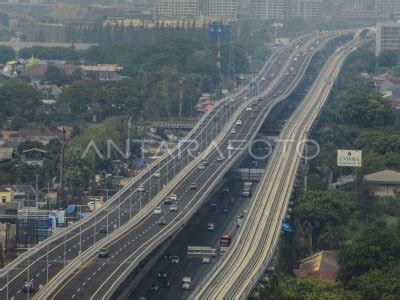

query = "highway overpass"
193;35;362;300
0;30;354;300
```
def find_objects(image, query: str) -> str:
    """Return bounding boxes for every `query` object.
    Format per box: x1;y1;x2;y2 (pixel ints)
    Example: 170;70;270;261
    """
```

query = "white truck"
182;277;192;290
242;182;253;197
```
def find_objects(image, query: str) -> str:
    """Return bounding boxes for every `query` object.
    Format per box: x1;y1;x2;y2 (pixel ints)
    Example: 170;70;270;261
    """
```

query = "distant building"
249;0;323;20
293;250;339;281
82;64;124;81
0;147;13;162
364;169;400;197
376;21;400;56
339;0;400;20
154;0;199;19
21;148;47;167
18;126;58;145
24;23;68;43
1;184;36;208
200;0;238;22
16;210;52;246
0;188;13;204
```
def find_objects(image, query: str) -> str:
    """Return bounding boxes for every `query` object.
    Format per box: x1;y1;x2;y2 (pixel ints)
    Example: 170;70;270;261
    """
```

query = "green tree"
0;45;15;64
44;65;69;86
339;227;400;283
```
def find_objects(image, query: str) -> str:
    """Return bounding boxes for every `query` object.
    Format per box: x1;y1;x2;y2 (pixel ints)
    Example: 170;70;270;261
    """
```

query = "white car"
198;163;205;170
138;185;145;192
170;194;177;201
170;204;178;212
154;207;162;215
227;144;234;151
154;170;161;178
230;128;236;134
246;107;252;111
236;120;243;125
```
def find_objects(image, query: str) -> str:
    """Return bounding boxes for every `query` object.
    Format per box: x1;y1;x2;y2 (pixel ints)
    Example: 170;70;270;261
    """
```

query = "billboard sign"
56;210;66;227
337;150;362;167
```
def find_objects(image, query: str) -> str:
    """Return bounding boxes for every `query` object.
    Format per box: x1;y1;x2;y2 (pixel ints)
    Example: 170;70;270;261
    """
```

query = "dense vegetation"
261;48;400;299
0;39;248;189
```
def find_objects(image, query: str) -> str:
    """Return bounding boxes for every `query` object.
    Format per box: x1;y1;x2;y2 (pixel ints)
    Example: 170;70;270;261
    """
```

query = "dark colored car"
98;248;109;258
149;283;159;291
161;279;170;288
158;271;167;278
99;225;108;234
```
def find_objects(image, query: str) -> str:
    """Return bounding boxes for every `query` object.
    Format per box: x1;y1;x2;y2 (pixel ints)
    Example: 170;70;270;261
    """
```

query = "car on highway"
170;194;177;201
98;248;109;258
170;204;178;212
138;185;145;192
23;281;34;293
154;207;162;215
153;169;161;178
99;225;108;234
236;120;243;125
230;128;236;134
148;283;159;291
202;257;211;264
164;197;172;205
161;279;170;288
157;217;167;225
190;182;197;189
158;271;167;278
181;277;191;290
171;256;180;264
198;163;205;170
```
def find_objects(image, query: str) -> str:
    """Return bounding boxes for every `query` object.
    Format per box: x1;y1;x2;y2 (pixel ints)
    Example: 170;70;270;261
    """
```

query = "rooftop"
364;170;400;185
293;250;339;281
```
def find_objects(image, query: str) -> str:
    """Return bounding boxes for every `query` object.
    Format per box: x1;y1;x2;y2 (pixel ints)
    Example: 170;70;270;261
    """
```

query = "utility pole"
179;79;184;118
58;127;66;209
35;174;39;208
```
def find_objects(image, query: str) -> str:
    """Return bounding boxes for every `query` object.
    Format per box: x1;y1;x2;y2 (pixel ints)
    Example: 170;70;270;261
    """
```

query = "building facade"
200;0;238;22
376;21;400;56
154;0;199;19
249;0;323;20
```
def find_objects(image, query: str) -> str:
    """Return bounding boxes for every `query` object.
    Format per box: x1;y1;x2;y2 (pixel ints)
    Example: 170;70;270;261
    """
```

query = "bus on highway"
187;246;217;257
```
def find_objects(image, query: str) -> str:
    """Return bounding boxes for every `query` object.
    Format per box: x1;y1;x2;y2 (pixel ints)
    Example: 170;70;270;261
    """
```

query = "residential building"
0;147;13;162
200;0;238;22
249;0;323;20
154;0;199;19
18;126;58;145
21;148;47;167
0;188;13;203
293;251;339;281
1;184;36;208
376;21;400;56
24;23;68;43
339;0;400;19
